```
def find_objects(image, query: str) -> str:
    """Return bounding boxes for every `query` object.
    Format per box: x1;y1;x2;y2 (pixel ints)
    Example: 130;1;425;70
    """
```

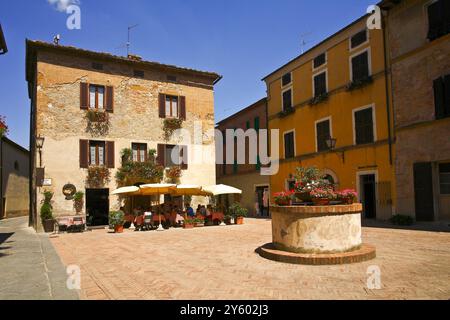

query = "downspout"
382;9;393;166
0;137;3;219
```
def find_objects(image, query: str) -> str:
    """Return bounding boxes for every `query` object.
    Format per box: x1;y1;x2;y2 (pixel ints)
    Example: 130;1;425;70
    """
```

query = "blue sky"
0;0;375;148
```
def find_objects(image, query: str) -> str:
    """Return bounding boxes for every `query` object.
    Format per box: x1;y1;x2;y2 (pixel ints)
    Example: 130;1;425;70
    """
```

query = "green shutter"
254;117;260;131
246;121;250;129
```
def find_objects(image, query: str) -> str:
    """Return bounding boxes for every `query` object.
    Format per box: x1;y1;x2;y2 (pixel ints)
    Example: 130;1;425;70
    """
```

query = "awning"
170;185;210;196
111;186;140;195
202;184;242;196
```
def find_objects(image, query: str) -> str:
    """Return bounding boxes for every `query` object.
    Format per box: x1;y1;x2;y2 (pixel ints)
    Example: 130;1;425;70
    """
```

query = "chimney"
127;54;142;61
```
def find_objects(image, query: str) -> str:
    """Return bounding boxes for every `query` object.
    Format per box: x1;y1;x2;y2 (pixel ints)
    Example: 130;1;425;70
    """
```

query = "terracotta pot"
184;223;194;229
195;223;204;227
235;216;244;225
114;225;124;233
340;197;354;205
275;199;290;206
312;198;330;206
42;219;55;233
295;191;312;202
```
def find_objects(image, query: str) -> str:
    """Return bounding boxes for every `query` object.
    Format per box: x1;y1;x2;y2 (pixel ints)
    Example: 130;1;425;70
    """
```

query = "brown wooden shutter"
180;96;186;120
80;83;89;109
106;141;115;168
105;86;114;113
444;75;450;117
157;144;165;167
79;139;89;168
181;145;188;170
434;77;445;119
159;93;166;118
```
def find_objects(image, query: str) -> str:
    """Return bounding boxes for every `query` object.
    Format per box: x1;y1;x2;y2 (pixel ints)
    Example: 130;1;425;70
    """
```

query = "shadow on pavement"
362;219;450;233
0;232;14;245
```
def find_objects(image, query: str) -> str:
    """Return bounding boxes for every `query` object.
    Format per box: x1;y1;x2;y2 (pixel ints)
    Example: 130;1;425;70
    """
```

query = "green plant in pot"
273;190;293;206
109;210;125;233
40;202;55;233
223;215;233;225
184;218;195;229
73;191;84;214
228;202;248;225
310;187;336;206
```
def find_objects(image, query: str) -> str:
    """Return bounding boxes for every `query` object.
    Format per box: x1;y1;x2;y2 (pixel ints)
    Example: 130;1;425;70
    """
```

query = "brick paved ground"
50;219;450;300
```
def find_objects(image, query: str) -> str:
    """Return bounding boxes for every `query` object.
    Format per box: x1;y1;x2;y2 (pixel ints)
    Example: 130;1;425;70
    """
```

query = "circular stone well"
257;204;376;265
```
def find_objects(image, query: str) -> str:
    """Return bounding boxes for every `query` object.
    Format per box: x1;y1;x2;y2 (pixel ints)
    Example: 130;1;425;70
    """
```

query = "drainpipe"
0;137;3;219
382;9;393;166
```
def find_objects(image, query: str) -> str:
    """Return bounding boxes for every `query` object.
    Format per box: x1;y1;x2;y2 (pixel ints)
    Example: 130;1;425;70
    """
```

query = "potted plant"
109;210;125;233
293;166;322;201
73;191;84;214
310;187;336;206
184;218;195;229
194;217;205;227
223;215;233;225
228;202;248;225
40;202;55;233
273;190;293;206
165;166;183;184
336;189;357;204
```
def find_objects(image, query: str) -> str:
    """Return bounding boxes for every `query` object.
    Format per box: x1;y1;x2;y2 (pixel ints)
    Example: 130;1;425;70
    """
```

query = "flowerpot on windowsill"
235;216;244;225
312;198;331;206
42;219;55;233
114;225;124;233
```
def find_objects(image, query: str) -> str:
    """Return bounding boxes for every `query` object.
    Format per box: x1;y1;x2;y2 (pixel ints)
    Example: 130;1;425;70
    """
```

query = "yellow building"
263;16;395;220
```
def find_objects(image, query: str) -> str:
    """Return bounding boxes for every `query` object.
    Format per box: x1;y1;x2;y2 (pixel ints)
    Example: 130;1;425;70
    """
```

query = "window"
89;85;105;110
316;119;331;152
165;95;179;118
282;89;292;111
313;53;326;69
284;131;295;159
134;70;144;78
354;107;374;145
158;144;187;169
132;143;147;162
165;145;178;167
439;163;450;194
246;121;250;129
350;30;368;49
282;73;292;87
433;74;450;119
427;0;450;41
92;62;103;70
287;179;296;191
89;141;105;166
313;71;327;97
14;161;19;171
351;50;370;82
254;117;260;131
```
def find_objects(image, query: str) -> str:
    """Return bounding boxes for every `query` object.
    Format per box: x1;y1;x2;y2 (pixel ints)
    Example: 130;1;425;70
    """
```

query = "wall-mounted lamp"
36;136;45;167
326;136;345;163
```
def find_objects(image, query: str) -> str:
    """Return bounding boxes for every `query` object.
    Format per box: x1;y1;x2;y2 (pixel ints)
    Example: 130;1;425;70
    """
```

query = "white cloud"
47;0;80;12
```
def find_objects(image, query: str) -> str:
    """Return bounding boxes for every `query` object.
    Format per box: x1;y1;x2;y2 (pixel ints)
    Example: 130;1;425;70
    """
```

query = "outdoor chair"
67;216;85;233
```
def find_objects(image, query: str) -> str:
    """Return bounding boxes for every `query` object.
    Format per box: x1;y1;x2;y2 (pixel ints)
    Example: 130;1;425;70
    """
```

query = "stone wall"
34;50;217;223
1;139;29;218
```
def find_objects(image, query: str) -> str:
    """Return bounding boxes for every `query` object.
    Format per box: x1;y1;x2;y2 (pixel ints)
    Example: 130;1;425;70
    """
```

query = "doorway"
359;174;376;219
255;186;270;218
86;189;109;226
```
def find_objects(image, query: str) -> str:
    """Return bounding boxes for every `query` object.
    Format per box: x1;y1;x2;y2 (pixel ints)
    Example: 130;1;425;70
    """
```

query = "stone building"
216;98;270;217
263;14;395;220
381;0;450;221
25;40;221;231
0;137;30;219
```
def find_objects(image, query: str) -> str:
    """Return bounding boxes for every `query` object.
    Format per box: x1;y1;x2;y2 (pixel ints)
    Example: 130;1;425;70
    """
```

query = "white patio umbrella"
111;186;140;195
139;183;177;231
170;184;209;196
202;184;242;196
203;184;242;226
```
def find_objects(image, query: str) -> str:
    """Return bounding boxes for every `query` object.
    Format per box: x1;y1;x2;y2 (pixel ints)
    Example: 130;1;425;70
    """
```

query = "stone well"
257;204;376;265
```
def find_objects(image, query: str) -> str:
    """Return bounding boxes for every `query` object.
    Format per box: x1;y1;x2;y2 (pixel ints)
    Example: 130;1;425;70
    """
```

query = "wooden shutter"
314;73;326;97
79;139;89;168
427;1;442;41
105;86;114;113
179;96;186;120
351;30;367;48
106;141;115;168
180;145;188;170
413;162;435;221
316;120;330;151
159;93;166;118
284;133;294;159
352;52;369;81
444;75;450;117
80;83;89;109
355;108;374;144
434;77;445;119
157;144;165;166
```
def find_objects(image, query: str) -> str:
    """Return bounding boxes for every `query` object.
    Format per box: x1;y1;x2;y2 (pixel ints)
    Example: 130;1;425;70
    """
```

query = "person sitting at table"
186;204;195;218
199;205;207;217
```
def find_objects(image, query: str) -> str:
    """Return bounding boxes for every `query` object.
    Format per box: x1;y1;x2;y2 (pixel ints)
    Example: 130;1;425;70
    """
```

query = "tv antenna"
299;32;313;54
117;24;139;56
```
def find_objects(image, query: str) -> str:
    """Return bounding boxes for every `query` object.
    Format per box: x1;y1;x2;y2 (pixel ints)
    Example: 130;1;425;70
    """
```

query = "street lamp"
325;136;345;163
36;136;45;167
